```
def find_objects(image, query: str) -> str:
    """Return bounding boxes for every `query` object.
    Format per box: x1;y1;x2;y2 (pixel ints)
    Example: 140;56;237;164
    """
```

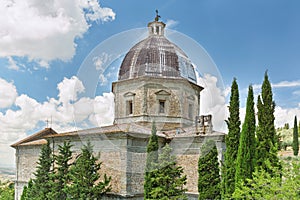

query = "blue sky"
0;0;300;167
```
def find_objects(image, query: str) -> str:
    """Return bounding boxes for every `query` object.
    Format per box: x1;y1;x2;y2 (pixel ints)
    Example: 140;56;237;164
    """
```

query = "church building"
12;14;225;200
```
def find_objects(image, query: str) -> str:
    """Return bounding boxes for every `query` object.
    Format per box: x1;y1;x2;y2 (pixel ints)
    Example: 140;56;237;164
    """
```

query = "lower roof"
11;123;225;147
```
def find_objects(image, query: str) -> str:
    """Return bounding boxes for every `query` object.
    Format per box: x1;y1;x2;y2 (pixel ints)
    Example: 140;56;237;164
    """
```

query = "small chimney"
195;114;213;134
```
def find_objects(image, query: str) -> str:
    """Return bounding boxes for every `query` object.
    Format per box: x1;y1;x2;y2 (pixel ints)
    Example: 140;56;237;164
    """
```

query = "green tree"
233;159;300;199
47;141;73;199
256;71;281;174
198;140;221;200
235;85;256;186
148;144;187;200
144;122;159;199
67;141;111;199
0;181;14;200
20;179;33;200
293;116;299;156
221;78;241;198
284;123;290;129
22;140;53;200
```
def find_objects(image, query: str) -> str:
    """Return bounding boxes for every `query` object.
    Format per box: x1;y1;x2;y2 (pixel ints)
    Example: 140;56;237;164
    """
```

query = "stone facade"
14;144;42;199
12;125;224;200
12;17;226;200
113;76;202;130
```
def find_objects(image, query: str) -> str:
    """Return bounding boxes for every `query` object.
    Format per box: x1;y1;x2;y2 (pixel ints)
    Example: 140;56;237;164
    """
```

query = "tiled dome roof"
118;21;197;83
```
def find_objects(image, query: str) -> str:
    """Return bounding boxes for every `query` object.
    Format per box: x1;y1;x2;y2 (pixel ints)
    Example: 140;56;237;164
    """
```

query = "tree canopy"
22;140;53;200
293;116;299;156
256;72;281;175
148;144;187;200
21;140;111;200
235;85;256;185
222;78;241;198
198;140;221;200
144;122;159;199
67;141;111;199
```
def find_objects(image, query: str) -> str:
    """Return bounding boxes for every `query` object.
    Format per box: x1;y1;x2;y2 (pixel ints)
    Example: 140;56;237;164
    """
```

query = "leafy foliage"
20;179;33;200
284;123;290;129
198;140;221;200
47;141;73;200
67;141;111;199
235;85;256;185
22;140;111;200
144;122;159;199
256;71;281;175
233;159;300;199
221;78;241;198
293;116;299;156
148;144;187;200
0;181;14;200
21;140;53;200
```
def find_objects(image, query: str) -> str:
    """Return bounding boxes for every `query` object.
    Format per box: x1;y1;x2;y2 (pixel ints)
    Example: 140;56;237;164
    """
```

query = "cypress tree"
235;85;256;186
221;78;241;198
23;140;53;200
256;71;280;174
198;140;221;200
144;122;159;199
21;180;33;200
47;141;73;199
148;144;187;200
67;141;111;199
293;116;299;156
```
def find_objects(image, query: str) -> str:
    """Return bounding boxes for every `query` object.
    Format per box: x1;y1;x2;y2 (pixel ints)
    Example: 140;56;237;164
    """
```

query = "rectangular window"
127;100;133;115
159;100;165;113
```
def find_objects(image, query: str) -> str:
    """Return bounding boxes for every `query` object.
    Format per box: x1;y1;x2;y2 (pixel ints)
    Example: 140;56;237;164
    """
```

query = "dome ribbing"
118;20;197;83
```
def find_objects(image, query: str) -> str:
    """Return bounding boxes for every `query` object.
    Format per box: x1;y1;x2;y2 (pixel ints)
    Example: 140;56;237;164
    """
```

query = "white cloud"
57;76;85;104
82;0;116;22
0;0;115;67
93;53;111;71
0;76;114;167
199;76;300;133
98;74;108;85
89;93;114;126
272;80;300;88
7;56;19;70
0;78;18;108
274;106;300;128
238;83;300;130
38;60;50;69
198;73;227;132
253;80;300;91
3;73;299;167
165;19;179;29
243;79;300;128
93;53;113;85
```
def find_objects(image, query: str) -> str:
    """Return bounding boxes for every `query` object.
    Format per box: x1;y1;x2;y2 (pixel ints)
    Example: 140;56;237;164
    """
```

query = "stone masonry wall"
177;154;199;193
112;77;201;129
14;131;224;200
171;135;225;194
14;145;42;200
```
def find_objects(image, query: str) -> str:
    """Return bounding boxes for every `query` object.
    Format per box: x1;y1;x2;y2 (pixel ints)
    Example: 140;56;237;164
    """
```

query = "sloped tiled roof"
11;123;224;148
11;128;57;148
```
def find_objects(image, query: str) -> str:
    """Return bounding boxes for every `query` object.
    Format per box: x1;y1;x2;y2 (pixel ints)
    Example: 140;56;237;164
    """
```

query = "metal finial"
45;119;49;128
155;9;161;21
45;116;53;128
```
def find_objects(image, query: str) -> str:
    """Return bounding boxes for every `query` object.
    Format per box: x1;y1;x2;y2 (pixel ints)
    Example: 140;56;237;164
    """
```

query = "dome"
118;20;197;83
